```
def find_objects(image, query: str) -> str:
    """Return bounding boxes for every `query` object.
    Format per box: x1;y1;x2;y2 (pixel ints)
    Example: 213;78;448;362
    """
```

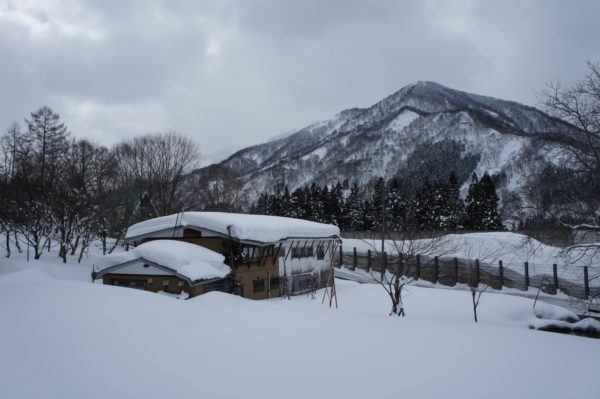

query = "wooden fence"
334;246;599;300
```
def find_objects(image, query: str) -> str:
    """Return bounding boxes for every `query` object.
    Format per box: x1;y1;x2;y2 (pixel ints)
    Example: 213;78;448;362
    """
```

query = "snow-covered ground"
1;242;600;399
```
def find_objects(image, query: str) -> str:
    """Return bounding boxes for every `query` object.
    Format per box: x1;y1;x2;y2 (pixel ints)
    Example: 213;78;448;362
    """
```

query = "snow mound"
94;240;230;281
0;267;54;285
125;212;340;242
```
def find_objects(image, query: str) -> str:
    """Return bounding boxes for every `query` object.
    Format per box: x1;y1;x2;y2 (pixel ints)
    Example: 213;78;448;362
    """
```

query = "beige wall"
234;251;280;300
140;236;281;300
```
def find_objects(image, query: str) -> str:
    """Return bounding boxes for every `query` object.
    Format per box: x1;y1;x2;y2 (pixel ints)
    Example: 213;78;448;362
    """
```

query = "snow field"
1;242;599;398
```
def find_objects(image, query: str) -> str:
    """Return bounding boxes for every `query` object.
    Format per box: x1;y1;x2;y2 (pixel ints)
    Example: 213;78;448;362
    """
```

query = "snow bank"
94;240;230;281
345;232;563;264
343;232;599;287
125;212;340;242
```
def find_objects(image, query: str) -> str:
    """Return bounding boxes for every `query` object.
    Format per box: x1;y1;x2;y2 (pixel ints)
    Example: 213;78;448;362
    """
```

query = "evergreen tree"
325;182;343;226
280;187;292;217
465;173;483;229
361;199;375;231
439;171;465;230
254;193;270;214
478;172;503;230
413;180;435;230
290;186;309;219
372;177;386;230
387;178;408;231
341;182;364;230
465;172;503;230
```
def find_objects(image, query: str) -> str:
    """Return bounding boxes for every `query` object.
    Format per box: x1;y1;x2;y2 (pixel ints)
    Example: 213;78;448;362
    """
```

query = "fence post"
352;247;357;271
584;266;590;299
434;256;439;283
552;264;558;294
416;254;421;280
475;259;480;287
499;260;504;289
524;262;529;290
453;257;458;286
367;250;371;271
339;245;343;267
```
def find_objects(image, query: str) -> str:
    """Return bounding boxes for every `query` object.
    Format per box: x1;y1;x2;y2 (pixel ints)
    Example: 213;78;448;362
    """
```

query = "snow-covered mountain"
208;81;579;200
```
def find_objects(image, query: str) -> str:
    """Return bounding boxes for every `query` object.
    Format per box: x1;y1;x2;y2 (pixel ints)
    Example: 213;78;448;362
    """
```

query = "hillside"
207;81;580;204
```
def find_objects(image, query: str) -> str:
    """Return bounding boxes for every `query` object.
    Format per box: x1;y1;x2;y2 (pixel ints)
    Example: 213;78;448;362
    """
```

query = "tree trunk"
14;232;22;253
78;241;89;264
59;244;66;263
5;232;10;258
101;231;107;255
70;235;80;256
472;291;478;322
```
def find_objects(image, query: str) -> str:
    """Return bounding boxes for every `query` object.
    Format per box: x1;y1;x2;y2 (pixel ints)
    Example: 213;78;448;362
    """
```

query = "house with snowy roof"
92;212;340;299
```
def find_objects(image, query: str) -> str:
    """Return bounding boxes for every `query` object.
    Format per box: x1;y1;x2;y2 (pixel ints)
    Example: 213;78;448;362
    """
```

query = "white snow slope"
0;244;599;399
343;232;600;290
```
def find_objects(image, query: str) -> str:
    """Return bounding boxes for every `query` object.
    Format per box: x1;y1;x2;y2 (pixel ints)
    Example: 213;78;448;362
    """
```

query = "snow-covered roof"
125;212;340;243
94;240;230;281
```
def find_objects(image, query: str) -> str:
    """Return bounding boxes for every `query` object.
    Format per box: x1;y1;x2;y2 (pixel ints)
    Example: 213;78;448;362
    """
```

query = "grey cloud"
0;0;599;154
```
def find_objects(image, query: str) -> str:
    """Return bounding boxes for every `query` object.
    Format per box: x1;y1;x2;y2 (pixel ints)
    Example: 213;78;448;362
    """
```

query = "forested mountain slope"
207;81;581;205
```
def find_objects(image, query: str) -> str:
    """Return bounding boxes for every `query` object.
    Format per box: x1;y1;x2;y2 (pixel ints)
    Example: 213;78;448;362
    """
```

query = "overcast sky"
1;0;599;159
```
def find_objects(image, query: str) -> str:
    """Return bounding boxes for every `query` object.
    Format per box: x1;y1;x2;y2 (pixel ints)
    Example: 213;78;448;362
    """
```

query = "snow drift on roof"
125;212;340;242
94;240;230;281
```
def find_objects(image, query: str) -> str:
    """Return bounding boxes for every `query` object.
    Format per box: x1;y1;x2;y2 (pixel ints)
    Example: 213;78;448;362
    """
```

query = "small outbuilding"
93;240;231;297
93;212;340;299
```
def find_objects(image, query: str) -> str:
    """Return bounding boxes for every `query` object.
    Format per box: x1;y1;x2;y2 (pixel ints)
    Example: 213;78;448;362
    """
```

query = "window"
291;245;314;259
253;279;265;293
203;279;231;294
306;246;314;257
178;281;185;287
163;280;170;287
292;274;313;294
143;263;150;268
320;270;329;286
291;247;300;259
111;279;146;290
270;276;280;290
241;246;259;264
263;246;273;257
317;245;325;260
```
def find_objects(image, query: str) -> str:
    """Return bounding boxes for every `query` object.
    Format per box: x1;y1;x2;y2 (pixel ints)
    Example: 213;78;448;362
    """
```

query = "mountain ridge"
202;81;581;209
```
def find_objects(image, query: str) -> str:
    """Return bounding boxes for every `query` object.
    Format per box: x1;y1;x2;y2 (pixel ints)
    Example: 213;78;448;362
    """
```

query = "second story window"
291;245;314;259
241;246;259;264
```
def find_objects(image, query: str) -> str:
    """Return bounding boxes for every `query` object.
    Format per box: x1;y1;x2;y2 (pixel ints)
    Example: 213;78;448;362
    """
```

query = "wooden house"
93;212;340;299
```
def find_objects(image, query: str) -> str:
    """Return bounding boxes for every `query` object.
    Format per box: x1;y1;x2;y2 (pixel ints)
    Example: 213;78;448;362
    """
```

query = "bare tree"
466;259;488;323
536;61;600;313
538;61;600;228
193;164;245;212
365;232;458;316
112;131;201;217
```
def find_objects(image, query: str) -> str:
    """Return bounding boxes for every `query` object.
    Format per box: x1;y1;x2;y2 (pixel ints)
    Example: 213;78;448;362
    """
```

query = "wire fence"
334;246;600;300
